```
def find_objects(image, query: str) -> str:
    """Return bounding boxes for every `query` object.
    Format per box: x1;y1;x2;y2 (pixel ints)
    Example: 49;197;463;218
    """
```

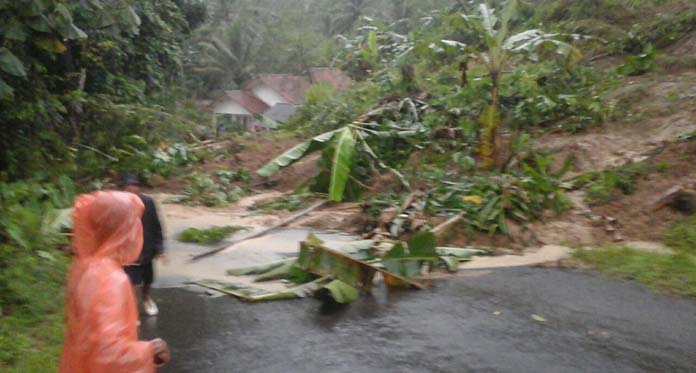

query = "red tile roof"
248;74;309;104
246;69;352;105
309;68;353;91
224;90;269;115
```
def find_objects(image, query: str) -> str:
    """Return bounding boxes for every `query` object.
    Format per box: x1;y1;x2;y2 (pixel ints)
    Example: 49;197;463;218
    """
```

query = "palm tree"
186;13;264;94
464;0;583;169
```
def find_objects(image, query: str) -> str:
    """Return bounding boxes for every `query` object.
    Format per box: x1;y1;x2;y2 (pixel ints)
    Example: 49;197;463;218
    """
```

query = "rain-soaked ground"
140;266;696;373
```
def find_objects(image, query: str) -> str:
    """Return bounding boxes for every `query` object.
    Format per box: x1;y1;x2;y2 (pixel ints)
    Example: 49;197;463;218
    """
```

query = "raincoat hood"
72;191;144;265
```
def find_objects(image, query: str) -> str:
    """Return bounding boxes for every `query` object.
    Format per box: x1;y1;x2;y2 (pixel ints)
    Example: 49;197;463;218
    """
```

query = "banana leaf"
195;277;331;302
317;280;359;304
439;256;460;272
226;259;295;276
298;240;426;290
435;247;491;258
257;128;340;177
382;232;438;277
329;127;356;202
253;260;298;282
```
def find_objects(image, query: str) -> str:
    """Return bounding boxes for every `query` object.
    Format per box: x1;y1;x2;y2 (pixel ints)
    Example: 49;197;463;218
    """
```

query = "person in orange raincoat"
60;191;170;372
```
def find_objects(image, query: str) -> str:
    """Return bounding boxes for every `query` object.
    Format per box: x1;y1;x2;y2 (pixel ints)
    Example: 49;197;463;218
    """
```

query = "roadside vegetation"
575;215;696;298
1;0;695;369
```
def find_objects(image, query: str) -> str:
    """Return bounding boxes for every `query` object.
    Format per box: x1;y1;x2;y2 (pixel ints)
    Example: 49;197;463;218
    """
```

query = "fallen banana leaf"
381;232;439;277
254;260;299;282
382;243;431;277
257;129;340;176
298;241;427;290
194;277;331;302
435;247;491;258
317;280;359;304
226;259;295;276
439;256;460;272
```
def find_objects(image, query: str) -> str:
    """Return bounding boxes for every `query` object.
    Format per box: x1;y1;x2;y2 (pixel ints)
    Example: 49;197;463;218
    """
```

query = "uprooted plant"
197;232;489;304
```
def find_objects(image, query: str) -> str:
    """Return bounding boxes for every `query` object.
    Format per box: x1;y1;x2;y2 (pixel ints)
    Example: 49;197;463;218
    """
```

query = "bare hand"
151;338;170;367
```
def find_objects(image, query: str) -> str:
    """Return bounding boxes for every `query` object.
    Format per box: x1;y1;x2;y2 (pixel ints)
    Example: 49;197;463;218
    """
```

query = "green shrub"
617;44;659;76
179;173;246;207
0;178;75;369
584;164;646;205
178;226;246;244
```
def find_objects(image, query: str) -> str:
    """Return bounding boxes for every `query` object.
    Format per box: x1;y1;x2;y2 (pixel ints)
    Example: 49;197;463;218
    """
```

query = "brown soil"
526;140;696;246
152;134;320;193
541;70;696;177
589;140;696;242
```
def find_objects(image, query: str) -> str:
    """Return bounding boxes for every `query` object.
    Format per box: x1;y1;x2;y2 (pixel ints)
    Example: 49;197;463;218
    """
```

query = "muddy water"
141;267;696;373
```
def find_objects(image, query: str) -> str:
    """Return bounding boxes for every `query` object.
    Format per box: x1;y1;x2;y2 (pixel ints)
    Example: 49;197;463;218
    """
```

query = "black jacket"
136;193;164;263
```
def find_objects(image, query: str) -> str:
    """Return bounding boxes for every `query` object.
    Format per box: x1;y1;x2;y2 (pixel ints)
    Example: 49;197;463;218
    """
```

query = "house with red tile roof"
210;68;351;131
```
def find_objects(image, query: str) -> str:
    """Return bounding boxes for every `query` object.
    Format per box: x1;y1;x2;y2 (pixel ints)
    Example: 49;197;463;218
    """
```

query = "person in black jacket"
120;174;165;316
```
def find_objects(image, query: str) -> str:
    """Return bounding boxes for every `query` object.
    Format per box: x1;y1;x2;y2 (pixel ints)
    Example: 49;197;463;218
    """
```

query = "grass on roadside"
574;214;696;298
177;225;247;244
0;251;69;372
574;247;696;298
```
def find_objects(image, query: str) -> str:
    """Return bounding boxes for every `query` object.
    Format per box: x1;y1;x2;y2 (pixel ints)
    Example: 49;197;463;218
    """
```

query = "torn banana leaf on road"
194;278;331;302
226;259;296;276
298;240;427;290
316;280;360;304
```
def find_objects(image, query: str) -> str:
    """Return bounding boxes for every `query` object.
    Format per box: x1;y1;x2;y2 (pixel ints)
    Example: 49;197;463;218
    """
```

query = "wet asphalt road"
140;267;696;373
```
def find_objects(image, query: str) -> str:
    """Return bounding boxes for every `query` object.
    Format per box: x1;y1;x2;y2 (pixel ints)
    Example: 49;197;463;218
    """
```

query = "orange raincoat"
60;191;156;373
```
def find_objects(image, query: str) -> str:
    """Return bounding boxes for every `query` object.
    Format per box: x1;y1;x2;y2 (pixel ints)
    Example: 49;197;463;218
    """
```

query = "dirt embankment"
153;134;320;193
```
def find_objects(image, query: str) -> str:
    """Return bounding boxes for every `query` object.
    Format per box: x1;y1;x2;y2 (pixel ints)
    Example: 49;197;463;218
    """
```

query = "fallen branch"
189;200;329;261
430;211;467;240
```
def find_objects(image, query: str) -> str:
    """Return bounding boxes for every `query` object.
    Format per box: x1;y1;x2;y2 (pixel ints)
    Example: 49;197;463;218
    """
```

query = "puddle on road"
155;228;358;292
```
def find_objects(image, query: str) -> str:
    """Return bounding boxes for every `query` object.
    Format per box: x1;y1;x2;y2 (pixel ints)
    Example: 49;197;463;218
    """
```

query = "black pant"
124;261;154;286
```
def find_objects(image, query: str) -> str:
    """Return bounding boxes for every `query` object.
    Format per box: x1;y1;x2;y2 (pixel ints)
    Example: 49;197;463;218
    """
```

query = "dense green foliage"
0;178;74;370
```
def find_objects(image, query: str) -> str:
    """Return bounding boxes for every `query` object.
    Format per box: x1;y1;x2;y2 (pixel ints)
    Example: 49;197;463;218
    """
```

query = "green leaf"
0;77;13;98
382;237;438;278
0;48;26;77
227;260;293;276
439;256;460;272
2;19;29;41
257;129;340;176
254;260;298;282
531;314;547;322
478;3;498;37
407;232;437;257
435;247;490;258
34;37;67;53
495;0;518;47
328;127;356;202
320;280;359;304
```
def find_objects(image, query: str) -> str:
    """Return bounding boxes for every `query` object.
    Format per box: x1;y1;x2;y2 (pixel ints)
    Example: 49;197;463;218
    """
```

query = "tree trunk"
479;73;500;170
459;60;468;87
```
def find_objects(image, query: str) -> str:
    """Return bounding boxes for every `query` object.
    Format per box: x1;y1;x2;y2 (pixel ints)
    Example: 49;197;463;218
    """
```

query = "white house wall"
252;84;289;106
212;100;252;116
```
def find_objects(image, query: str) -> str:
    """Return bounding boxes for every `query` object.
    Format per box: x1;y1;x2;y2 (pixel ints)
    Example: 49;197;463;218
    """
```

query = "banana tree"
462;0;583;169
257;102;424;202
